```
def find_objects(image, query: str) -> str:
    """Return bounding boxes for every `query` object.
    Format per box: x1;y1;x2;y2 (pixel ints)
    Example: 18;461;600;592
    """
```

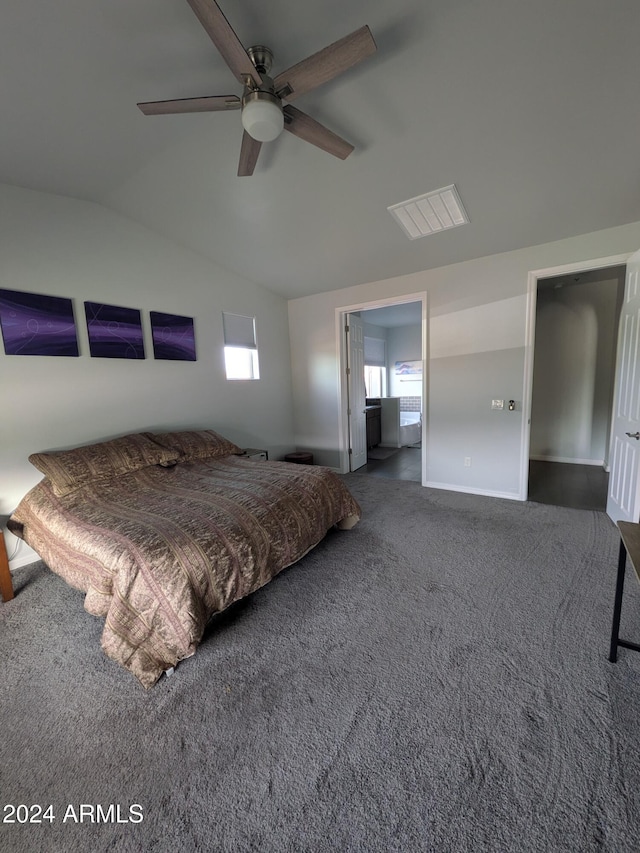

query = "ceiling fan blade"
185;0;262;87
283;105;354;160
238;131;262;176
137;95;240;115
274;25;376;102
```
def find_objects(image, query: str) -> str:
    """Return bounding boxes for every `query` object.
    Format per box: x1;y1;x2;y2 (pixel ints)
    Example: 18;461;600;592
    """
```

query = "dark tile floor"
359;452;609;511
360;445;422;482
527;460;609;511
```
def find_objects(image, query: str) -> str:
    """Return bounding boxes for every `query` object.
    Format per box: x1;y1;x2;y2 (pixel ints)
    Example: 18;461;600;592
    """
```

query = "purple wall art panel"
85;301;145;359
0;289;79;356
150;311;196;361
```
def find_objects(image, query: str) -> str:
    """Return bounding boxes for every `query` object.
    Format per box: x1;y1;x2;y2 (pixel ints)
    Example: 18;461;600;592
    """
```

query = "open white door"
346;313;367;471
607;249;640;523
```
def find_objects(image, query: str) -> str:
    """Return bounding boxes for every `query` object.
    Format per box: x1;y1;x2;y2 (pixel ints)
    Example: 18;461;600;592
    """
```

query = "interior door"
607;249;640;523
346;313;367;471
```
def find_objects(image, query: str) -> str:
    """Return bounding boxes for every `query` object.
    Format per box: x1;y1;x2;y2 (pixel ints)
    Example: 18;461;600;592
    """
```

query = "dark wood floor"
528;460;609;511
359;451;609;510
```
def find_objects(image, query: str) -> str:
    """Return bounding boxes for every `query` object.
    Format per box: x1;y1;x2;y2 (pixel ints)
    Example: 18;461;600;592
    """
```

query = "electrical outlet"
464;457;472;467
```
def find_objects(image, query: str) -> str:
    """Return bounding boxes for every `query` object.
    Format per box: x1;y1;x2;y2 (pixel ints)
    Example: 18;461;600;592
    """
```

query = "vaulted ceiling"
3;1;639;298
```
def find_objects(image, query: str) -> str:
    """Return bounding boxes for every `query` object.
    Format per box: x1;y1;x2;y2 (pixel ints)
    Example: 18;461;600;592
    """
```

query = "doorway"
337;292;428;486
526;263;626;509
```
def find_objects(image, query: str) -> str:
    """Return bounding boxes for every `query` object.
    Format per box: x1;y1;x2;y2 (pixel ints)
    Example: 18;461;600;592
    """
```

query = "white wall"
428;295;527;495
362;321;388;343
387;325;422;398
530;275;623;464
1;184;295;567
288;221;640;498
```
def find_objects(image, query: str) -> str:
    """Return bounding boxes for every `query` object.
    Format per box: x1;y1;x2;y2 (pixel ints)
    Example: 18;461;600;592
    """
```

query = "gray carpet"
2;475;640;853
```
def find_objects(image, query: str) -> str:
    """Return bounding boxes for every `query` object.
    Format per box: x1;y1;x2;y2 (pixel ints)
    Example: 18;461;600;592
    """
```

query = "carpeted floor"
2;475;640;852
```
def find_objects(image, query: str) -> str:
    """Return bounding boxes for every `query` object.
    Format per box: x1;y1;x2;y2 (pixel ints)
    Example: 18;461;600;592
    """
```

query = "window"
365;365;386;397
224;346;259;380
364;335;386;397
222;312;260;380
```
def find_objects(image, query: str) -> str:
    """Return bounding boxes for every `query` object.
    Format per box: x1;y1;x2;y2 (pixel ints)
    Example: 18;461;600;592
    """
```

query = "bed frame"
0;531;14;601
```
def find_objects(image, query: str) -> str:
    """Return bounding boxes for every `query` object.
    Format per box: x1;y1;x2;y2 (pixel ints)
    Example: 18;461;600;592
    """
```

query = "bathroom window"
222;312;260;380
365;365;386;397
364;335;386;397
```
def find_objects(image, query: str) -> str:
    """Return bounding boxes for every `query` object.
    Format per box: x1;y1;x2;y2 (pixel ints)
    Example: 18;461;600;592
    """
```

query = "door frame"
346;311;367;472
336;290;428;485
520;252;632;501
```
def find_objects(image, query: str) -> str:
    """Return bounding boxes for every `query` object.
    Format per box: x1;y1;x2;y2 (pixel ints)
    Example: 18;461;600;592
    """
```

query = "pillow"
145;429;241;463
29;433;181;496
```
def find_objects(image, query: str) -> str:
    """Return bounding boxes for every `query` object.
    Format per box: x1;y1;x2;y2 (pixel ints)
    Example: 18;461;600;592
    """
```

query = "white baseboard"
9;553;41;570
530;455;604;466
425;481;522;501
8;541;41;570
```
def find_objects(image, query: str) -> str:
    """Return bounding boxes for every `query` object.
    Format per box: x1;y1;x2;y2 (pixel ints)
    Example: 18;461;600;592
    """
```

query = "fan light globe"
241;95;284;142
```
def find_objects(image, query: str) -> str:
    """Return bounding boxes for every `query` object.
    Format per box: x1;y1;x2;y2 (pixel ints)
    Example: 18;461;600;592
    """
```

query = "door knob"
625;432;640;440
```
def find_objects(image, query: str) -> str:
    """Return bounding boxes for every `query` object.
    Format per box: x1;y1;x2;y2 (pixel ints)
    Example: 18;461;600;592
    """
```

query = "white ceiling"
3;1;640;300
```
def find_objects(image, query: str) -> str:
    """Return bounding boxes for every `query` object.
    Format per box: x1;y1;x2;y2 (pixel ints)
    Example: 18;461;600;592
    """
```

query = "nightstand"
0;529;14;602
241;448;268;461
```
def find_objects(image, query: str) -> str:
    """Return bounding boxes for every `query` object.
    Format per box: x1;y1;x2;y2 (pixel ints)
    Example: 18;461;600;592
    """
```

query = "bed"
8;429;361;688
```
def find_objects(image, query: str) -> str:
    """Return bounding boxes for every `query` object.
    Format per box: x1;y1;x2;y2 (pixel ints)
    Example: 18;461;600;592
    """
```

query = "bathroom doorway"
338;293;427;485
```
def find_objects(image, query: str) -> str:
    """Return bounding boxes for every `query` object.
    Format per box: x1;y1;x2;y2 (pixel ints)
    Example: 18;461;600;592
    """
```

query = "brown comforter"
8;456;361;687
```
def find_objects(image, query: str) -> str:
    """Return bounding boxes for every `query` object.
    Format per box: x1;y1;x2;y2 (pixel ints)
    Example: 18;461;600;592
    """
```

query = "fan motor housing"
247;45;274;76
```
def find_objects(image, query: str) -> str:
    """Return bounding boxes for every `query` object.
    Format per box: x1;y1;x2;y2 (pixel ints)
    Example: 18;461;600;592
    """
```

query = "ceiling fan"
137;0;377;176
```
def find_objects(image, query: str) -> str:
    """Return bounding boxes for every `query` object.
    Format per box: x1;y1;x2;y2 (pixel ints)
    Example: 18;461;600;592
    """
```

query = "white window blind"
222;312;257;349
364;336;386;367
